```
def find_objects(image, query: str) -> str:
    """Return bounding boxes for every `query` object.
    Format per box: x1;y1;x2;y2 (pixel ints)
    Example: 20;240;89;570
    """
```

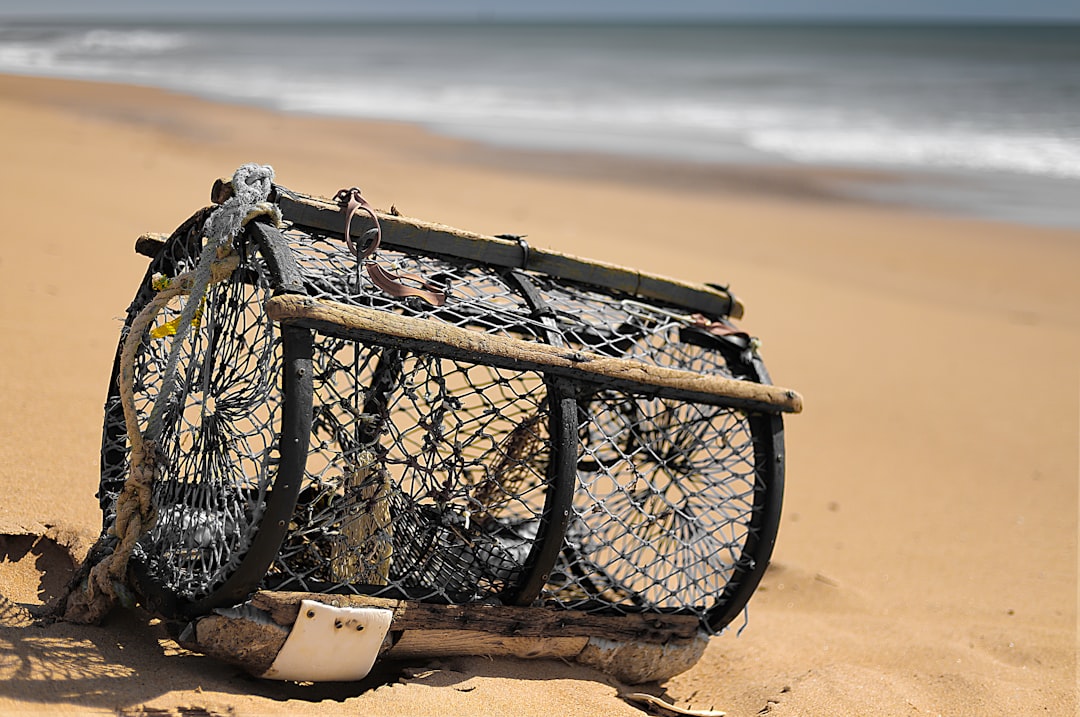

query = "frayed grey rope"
145;163;277;440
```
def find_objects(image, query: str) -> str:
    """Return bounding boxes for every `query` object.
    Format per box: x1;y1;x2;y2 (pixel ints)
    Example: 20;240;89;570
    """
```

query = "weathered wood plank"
139;186;745;317
266;295;803;413
275;191;745;319
249;591;701;643
187;592;709;683
250;591;405;627
387;631;589;660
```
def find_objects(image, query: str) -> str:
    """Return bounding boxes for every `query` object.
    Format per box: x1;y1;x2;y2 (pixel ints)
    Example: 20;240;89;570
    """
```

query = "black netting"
101;224;283;601
281;225;545;341
100;198;784;633
545;392;757;623
266;347;552;603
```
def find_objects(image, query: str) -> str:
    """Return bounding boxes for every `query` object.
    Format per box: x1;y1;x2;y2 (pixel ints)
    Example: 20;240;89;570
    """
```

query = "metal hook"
335;187;446;307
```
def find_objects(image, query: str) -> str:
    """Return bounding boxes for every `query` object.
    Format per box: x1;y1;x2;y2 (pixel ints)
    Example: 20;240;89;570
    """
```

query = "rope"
148;165;279;440
59;163;278;624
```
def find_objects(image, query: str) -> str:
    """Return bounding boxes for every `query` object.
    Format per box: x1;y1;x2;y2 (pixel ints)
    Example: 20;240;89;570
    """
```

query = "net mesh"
525;278;760;622
282;226;545;340
100;206;780;633
101;223;283;600
546;392;757;619
266;346;552;602
258;225;557;602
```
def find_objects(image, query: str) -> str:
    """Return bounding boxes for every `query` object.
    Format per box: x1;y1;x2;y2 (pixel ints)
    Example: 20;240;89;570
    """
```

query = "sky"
2;0;1079;22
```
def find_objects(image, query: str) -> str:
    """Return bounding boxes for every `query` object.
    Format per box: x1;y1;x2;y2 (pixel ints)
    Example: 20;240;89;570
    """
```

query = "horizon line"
3;13;1080;24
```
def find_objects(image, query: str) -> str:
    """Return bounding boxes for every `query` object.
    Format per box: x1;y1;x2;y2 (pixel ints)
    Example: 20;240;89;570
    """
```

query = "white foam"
72;29;187;54
0;26;188;78
0;45;55;70
747;127;1080;179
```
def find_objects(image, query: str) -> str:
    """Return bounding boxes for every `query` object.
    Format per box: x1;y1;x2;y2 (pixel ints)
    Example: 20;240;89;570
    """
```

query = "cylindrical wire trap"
98;179;801;683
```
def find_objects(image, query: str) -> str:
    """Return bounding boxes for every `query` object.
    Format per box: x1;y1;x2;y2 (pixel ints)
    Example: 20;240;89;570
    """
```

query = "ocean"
1;20;1078;227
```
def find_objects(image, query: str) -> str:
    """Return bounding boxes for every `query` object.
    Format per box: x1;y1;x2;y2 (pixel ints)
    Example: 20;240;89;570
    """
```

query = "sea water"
1;20;1078;227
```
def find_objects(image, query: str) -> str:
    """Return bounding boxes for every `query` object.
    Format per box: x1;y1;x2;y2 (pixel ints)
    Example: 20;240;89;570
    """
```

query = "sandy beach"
0;73;1077;716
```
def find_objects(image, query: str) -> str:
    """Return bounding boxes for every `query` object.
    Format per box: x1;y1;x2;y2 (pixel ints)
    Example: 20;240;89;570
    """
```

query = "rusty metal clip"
335;187;446;307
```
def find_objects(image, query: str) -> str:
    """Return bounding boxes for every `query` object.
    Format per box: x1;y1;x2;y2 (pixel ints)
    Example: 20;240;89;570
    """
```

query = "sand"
0;73;1076;716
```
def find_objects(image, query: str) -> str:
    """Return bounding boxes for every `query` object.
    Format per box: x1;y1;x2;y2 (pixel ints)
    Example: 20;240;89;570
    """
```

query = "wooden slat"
266;294;803;414
186;592;708;682
249;590;701;643
276;191;745;319
387;631;589;660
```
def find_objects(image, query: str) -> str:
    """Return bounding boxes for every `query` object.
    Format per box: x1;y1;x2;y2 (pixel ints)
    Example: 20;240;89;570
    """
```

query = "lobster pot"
99;183;801;682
